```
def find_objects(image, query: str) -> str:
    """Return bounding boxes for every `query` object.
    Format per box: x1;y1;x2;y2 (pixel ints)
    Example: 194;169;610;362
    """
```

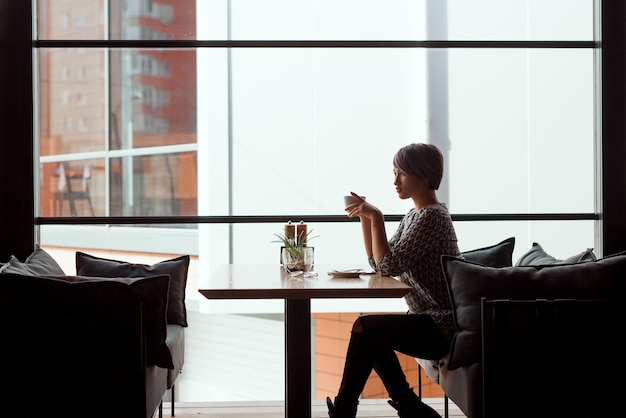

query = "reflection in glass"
38;0;197;41
37;0;105;40
109;49;197;150
37;1;199;156
39;159;105;217
109;153;197;219
38;48;107;156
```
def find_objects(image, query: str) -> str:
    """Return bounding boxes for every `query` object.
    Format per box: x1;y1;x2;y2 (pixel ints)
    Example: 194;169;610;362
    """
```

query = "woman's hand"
345;191;382;220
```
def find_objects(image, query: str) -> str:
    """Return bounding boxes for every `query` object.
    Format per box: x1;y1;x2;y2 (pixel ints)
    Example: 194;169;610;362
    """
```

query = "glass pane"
446;48;595;214
194;48;594;217
38;0;593;42
37;0;106;40
109;49;197;149
230;222;371;267
226;220;597;268
445;0;594;41
110;0;196;40
38;47;198;153
38;48;107;156
228;0;426;41
228;0;593;41
37;0;196;40
453;220;596;263
225;47;427;216
109;152;197;218
199;216;597;271
39;159;105;217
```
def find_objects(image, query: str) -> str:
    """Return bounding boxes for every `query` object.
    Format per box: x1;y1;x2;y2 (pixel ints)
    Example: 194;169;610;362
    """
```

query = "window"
34;0;600;402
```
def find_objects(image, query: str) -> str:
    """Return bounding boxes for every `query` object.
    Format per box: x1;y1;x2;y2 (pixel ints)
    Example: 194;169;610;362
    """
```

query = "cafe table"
198;264;412;418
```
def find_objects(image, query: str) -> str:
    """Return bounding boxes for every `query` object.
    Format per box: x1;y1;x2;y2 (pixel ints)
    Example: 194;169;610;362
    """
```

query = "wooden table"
198;264;411;418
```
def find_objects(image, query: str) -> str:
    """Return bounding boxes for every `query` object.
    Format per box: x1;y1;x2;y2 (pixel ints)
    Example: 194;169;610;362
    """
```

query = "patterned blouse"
369;203;460;343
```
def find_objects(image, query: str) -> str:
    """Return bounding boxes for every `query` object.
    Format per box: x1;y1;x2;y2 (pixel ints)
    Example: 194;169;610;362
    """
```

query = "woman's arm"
368;210;390;264
346;192;390;264
359;215;373;259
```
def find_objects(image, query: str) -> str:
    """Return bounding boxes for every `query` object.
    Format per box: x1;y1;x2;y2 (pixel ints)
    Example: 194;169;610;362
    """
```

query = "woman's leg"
329;329;372;416
367;314;448;399
332;313;448;415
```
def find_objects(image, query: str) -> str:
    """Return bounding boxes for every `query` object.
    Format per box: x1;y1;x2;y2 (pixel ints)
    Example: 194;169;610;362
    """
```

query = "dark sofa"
420;239;626;418
0;247;189;418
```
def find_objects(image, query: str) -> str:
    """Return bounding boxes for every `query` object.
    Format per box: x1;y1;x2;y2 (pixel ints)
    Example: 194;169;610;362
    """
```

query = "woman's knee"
351;317;364;333
352;315;380;333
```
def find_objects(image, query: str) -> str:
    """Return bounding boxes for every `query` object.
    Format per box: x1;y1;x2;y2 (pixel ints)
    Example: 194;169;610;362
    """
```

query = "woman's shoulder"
417;202;450;217
403;204;450;225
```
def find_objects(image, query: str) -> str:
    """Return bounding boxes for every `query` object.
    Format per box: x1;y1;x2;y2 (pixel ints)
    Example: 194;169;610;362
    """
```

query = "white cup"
344;195;365;208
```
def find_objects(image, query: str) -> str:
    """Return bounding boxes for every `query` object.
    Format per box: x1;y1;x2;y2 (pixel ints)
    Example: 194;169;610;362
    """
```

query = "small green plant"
272;228;318;259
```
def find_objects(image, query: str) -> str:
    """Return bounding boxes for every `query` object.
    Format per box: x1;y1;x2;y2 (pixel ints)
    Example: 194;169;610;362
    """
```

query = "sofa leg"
159;401;163;418
418;363;423;399
171;384;175;417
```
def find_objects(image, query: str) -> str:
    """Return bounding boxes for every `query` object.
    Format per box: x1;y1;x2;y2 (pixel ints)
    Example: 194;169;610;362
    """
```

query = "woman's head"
393;143;444;190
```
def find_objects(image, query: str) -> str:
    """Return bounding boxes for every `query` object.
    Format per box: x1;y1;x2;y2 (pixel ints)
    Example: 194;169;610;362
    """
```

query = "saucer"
327;269;373;278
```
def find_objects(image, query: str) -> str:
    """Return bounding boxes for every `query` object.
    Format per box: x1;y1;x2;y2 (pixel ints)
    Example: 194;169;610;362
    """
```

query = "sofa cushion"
515;242;596;266
415;238;516;381
0;245;65;276
0;272;173;369
441;251;626;370
461;237;515;268
75;252;190;327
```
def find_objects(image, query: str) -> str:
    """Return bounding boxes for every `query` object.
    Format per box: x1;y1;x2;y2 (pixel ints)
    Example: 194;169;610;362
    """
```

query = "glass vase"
281;247;314;273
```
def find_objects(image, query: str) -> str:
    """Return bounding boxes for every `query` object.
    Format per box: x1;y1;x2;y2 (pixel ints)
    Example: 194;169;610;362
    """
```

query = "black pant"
335;313;449;406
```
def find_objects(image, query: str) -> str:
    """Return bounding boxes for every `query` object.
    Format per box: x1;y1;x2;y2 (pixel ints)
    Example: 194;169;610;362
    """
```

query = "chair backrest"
57;163;91;192
81;164;91;191
56;163;67;192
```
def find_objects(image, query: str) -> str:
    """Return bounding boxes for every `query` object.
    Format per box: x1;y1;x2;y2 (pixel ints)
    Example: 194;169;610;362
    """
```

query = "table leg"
284;298;311;418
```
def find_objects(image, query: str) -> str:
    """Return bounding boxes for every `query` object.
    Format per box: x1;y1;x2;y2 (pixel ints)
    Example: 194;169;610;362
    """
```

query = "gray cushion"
441;251;626;370
461;237;515;268
414;238;515;383
515;242;596;266
76;252;190;327
0;272;173;368
0;245;65;276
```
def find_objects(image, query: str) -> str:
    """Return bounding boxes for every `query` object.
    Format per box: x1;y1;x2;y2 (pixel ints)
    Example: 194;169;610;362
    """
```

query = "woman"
327;143;460;418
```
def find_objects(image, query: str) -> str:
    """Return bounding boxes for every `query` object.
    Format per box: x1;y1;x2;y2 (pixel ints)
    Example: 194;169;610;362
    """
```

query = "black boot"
387;391;441;418
326;396;358;418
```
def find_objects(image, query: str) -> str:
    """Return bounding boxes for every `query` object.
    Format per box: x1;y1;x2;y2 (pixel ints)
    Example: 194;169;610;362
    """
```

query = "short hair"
393;143;444;190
